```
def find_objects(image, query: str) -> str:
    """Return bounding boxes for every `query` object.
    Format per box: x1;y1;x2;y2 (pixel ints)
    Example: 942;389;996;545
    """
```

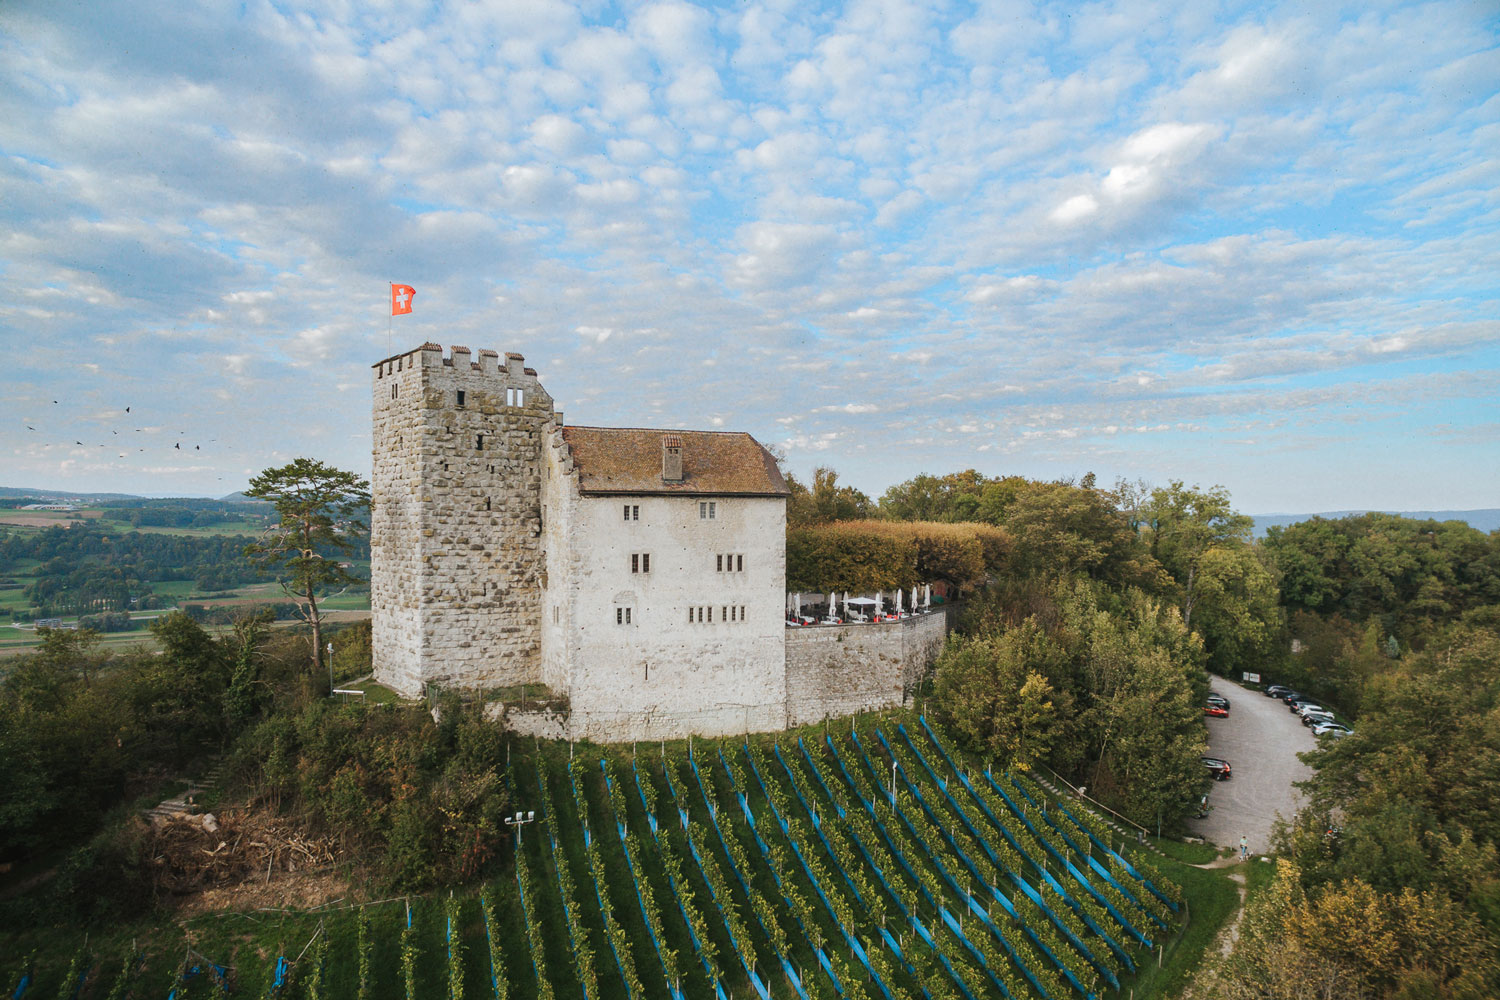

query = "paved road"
1190;678;1315;855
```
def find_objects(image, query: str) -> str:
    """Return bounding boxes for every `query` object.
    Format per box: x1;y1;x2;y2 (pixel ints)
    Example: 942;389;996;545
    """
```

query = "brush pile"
145;809;341;894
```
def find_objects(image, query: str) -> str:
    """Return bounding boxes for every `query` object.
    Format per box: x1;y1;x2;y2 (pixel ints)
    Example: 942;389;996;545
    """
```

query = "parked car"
1314;722;1352;737
1202;757;1232;780
1294;703;1326;718
1289;699;1320;714
1204;703;1229;718
1265;684;1292;698
1207;692;1231;710
1280;690;1305;704
1302;710;1335;727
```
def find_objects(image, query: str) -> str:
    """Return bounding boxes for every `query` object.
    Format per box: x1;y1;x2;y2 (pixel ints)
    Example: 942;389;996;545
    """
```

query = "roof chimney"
662;434;684;483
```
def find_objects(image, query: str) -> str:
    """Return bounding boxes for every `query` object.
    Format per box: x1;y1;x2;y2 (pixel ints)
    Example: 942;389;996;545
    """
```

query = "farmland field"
6;712;1226;1000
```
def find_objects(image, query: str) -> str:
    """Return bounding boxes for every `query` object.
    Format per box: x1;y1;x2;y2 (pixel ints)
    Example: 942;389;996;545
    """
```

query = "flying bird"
75;440;82;445
195;445;200;450
125;407;130;413
26;425;35;430
174;443;180;450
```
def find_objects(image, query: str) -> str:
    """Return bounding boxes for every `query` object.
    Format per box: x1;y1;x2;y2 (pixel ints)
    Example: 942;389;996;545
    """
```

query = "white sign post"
1242;672;1261;684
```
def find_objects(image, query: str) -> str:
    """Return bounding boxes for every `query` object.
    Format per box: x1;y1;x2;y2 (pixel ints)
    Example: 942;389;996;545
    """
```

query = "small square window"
616;607;631;625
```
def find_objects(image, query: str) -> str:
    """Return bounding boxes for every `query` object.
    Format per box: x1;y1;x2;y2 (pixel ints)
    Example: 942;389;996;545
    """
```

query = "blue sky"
1;0;1496;512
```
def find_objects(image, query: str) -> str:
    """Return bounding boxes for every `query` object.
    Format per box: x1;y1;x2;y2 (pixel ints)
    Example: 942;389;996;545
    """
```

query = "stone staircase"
144;760;224;823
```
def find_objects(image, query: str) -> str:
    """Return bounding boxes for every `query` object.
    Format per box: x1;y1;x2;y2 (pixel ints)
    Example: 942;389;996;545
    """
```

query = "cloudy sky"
2;0;1496;512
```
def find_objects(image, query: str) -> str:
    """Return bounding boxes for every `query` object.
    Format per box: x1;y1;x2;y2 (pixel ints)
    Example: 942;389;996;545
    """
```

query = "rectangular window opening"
740;605;746;621
737;554;744;573
476;434;484;450
716;554;723;572
631;553;640;573
642;553;650;573
632;505;639;521
624;504;631;521
709;502;716;519
456;390;465;407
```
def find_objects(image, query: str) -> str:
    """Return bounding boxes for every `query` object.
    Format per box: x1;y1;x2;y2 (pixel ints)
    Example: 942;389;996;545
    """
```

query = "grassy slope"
4;712;1248;1000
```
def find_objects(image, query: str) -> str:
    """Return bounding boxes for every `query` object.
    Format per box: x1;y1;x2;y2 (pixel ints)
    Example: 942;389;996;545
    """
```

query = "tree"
1140;481;1253;628
786;467;873;527
244;458;370;677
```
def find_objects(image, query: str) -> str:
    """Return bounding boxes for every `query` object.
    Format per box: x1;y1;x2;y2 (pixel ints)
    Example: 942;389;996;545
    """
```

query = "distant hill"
1251;509;1500;537
0;486;144;502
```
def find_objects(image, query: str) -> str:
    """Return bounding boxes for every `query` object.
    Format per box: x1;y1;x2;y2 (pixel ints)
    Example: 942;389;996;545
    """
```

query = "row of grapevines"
601;760;683;988
568;759;646;1000
537;769;599;999
515;851;556;1000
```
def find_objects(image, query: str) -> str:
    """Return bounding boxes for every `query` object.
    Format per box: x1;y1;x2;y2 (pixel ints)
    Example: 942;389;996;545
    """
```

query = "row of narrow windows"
687;605;747;624
552;604;751;626
628;553;744;574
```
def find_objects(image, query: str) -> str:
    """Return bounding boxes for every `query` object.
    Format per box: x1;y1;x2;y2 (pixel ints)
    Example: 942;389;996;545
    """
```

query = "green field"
5;711;1241;1000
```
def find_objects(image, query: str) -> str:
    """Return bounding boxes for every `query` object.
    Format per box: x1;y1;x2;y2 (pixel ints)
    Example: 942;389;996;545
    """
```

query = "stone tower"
370;343;556;697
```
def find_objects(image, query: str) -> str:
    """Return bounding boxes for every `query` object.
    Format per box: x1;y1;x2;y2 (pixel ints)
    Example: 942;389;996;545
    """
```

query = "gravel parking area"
1191;678;1316;854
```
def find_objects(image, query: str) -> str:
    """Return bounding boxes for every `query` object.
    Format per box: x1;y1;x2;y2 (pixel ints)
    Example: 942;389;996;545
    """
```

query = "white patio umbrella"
794;593;802;617
923;584;932;609
843;592;850;619
911;586;918;611
875;591;884;617
896;589;903;614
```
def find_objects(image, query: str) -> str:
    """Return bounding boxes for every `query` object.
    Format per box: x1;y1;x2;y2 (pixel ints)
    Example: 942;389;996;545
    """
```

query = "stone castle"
370;343;951;741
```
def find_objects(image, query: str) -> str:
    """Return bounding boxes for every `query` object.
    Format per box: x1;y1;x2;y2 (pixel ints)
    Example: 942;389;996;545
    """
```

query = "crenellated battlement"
372;344;540;381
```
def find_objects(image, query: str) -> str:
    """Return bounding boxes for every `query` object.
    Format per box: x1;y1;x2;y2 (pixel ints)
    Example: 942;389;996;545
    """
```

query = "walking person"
1240;834;1248;860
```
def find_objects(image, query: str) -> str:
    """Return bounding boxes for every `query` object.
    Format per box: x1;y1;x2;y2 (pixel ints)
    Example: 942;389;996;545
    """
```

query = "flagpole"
387;282;393;358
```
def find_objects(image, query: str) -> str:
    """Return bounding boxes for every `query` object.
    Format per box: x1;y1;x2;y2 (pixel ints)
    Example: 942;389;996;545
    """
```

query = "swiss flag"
391;284;416;315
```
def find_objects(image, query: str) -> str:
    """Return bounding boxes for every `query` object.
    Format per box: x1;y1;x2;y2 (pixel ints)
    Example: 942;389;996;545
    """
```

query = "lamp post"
504;810;536;851
890;759;897;808
327;642;334;695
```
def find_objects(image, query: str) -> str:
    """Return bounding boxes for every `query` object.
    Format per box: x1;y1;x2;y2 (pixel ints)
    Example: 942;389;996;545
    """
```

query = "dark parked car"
1302;710;1335;727
1202;757;1232;780
1288;699;1319;714
1207;692;1231;710
1280;690;1305;704
1265;684;1292;698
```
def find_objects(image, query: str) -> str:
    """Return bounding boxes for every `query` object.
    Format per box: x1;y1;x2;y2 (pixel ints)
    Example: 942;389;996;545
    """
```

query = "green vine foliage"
305;925;327;1000
53;950;82;1000
104;952;135;1000
446;896;465;1000
400;909;419;1000
357;908;373;1000
480;894;511;1000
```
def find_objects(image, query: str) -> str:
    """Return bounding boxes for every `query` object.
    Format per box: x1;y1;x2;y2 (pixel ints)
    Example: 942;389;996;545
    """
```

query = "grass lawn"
1117;854;1243;999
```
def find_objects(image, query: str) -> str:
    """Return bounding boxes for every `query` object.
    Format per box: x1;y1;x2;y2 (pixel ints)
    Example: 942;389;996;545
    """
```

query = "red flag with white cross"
391;284;416;315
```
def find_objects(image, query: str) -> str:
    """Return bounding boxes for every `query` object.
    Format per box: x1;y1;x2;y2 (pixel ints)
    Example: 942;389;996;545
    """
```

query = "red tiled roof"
561;427;789;496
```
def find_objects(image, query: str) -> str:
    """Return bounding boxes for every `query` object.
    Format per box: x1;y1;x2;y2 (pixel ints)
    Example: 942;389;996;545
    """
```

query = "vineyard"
8;711;1187;1000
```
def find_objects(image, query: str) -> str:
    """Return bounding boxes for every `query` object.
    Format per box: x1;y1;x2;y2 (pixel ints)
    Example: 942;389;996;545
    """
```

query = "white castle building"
371;343;950;741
